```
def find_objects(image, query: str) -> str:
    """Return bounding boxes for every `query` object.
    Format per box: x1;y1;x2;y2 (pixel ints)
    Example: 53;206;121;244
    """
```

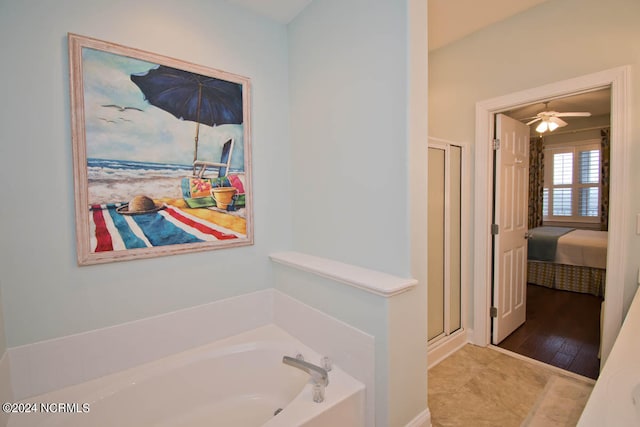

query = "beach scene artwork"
69;34;252;265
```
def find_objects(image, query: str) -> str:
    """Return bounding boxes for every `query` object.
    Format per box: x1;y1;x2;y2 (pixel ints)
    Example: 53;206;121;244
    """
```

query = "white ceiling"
229;0;553;49
427;0;552;51
503;87;611;136
228;0;610;126
226;0;312;23
504;88;611;121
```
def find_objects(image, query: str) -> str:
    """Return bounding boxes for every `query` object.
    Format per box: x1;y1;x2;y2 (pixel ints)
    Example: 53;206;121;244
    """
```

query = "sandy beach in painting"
86;158;246;218
86;158;190;204
88;176;184;205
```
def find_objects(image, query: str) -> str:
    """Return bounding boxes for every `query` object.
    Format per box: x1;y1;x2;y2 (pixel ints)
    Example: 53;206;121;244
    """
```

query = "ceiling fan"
525;102;592;133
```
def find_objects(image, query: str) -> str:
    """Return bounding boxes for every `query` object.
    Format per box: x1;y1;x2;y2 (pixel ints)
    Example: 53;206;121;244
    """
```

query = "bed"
527;226;607;297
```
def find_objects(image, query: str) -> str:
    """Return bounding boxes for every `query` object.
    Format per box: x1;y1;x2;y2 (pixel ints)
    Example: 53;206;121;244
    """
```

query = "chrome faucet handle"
312;383;325;403
321;356;333;372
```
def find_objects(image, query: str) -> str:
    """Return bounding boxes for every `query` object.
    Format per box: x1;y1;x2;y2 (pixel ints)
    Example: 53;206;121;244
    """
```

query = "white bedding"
555;229;608;270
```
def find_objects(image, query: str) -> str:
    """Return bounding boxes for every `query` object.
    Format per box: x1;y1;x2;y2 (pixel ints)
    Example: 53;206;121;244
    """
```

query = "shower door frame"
427;137;470;365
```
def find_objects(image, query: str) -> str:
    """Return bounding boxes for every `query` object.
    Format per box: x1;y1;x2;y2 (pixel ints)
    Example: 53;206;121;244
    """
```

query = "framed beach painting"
68;33;253;265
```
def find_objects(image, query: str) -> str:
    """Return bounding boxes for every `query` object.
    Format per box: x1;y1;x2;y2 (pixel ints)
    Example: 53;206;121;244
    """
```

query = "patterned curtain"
600;128;610;231
528;136;545;229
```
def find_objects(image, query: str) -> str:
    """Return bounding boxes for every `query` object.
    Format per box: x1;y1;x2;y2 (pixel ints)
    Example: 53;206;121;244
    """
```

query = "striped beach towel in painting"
89;204;242;253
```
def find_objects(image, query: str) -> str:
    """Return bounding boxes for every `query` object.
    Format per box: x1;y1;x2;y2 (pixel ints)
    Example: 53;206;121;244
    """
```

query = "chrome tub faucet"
283;355;329;402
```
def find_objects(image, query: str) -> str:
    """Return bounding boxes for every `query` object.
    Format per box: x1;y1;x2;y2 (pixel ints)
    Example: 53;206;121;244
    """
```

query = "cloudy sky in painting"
82;48;244;167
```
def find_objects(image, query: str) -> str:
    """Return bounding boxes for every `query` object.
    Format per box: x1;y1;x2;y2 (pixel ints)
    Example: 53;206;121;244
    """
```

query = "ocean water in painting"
88;158;193;181
87;158;191;205
87;158;243;205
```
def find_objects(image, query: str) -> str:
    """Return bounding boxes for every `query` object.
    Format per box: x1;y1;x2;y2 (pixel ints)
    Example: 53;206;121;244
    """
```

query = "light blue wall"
0;0;293;347
288;0;411;277
285;1;427;425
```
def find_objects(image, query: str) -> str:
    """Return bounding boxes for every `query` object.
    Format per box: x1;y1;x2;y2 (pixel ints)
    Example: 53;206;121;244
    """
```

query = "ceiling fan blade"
525;117;542;126
548;117;568;127
554;112;592;117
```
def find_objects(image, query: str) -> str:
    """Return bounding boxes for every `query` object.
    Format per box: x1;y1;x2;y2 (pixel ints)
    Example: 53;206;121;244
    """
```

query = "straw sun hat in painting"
116;195;164;215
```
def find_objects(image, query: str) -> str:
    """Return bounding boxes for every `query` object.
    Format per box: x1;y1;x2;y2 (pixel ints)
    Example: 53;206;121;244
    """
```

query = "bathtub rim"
8;324;365;427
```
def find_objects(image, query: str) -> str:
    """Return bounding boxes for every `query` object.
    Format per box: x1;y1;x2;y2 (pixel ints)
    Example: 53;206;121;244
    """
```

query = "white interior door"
492;113;530;345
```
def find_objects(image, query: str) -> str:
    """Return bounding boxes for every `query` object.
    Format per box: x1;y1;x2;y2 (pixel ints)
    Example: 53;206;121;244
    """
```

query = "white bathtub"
8;325;365;427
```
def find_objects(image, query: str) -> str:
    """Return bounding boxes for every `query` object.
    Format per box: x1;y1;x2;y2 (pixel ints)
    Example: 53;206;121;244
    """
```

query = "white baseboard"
405;408;431;427
465;328;476;345
428;330;469;369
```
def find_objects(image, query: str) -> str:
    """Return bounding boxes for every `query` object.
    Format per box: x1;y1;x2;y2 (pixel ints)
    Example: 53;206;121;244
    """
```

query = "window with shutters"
543;140;601;223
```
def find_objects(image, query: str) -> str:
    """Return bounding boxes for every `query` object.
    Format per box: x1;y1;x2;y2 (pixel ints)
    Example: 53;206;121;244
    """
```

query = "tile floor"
428;344;594;426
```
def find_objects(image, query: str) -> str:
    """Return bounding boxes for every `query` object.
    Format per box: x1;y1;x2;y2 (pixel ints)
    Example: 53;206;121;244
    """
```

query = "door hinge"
493;138;501;150
491;224;499;235
490;307;498;318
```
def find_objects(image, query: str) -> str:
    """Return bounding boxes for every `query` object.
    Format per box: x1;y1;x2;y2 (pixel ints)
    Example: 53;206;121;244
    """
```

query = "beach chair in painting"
192;138;235;179
181;139;246;211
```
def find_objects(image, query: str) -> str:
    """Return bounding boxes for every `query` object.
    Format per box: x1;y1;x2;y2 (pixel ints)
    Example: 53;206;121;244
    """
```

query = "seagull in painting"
101;104;143;112
98;117;117;123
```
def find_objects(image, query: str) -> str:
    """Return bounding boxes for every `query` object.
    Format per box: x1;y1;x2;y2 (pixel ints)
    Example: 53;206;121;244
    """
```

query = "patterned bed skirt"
527;261;606;297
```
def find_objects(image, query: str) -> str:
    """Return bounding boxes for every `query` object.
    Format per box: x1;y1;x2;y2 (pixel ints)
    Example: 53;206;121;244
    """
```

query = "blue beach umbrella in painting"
130;65;243;165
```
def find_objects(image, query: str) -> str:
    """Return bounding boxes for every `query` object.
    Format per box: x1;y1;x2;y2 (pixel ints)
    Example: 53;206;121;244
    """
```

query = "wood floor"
497;283;602;379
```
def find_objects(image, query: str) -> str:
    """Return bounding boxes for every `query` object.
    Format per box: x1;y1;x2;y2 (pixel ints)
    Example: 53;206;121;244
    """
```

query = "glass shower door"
428;144;462;342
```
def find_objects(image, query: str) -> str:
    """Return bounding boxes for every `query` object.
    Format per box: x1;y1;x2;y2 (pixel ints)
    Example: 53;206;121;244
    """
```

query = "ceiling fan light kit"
525;102;592;134
536;120;557;133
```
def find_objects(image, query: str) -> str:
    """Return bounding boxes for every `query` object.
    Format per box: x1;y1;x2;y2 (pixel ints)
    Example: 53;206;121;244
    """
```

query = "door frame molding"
472;66;631;364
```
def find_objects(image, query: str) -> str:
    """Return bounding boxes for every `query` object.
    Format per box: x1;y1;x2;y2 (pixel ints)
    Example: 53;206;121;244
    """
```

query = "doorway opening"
492;91;610;379
472;66;630;373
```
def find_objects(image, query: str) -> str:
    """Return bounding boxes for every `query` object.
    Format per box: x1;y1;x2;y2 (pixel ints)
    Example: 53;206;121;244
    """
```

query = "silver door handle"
525;231;533;240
